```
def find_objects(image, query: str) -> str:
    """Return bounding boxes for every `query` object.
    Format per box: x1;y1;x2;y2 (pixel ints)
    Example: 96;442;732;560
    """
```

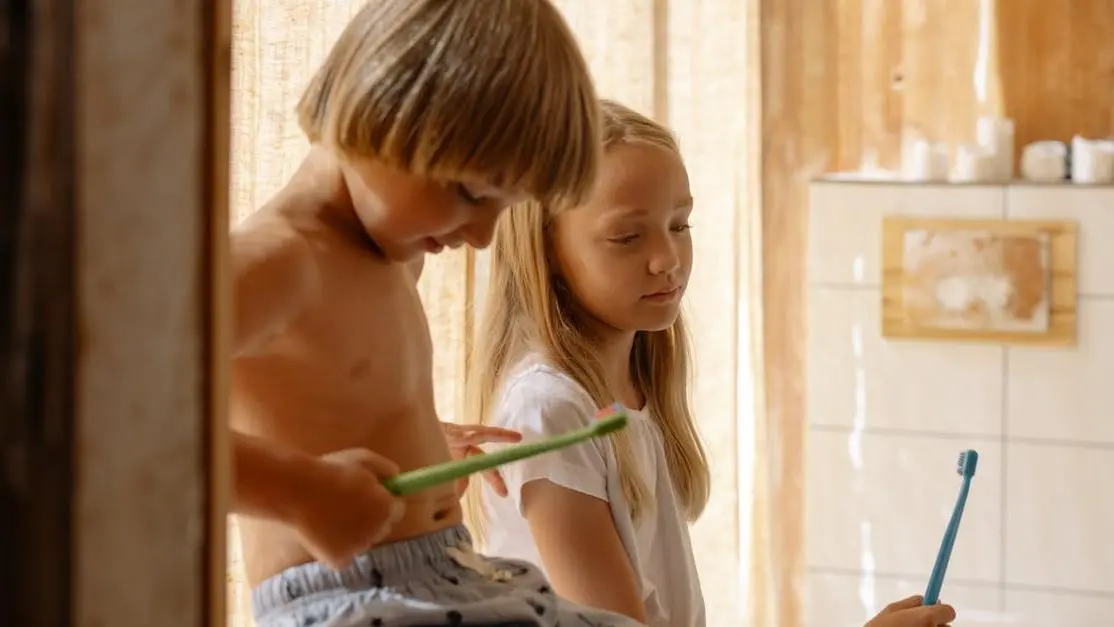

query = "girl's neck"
593;329;642;410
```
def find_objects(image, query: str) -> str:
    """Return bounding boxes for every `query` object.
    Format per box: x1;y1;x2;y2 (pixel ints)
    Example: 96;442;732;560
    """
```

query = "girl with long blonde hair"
464;100;710;626
463;100;962;627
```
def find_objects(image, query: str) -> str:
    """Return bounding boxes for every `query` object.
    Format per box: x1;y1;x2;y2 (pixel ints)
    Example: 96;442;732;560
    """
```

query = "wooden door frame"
2;1;78;622
3;1;231;625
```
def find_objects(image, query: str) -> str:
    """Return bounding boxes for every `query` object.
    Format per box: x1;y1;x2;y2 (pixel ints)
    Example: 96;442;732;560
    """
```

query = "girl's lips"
642;286;681;302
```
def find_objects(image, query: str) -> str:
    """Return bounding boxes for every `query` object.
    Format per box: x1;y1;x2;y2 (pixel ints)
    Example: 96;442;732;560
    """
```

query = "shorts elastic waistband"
252;525;471;619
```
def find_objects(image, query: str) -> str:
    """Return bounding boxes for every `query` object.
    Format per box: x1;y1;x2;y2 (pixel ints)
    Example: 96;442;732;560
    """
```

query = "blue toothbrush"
924;449;979;605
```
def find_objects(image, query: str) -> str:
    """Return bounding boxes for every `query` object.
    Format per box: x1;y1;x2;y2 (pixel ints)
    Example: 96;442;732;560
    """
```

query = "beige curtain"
227;2;774;626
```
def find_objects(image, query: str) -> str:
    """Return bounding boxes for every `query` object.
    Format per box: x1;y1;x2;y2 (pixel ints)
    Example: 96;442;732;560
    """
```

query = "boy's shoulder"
230;209;312;271
231;203;311;252
233;202;413;277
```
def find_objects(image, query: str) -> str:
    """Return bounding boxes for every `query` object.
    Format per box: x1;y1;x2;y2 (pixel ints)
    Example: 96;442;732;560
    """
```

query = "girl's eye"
671;222;693;233
609;234;639;245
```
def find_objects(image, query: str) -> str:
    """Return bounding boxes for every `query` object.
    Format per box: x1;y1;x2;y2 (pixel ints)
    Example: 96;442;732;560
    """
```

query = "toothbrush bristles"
956;449;978;478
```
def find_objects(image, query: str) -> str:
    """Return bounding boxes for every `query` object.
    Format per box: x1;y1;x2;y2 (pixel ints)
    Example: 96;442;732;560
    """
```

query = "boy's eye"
454;182;480;206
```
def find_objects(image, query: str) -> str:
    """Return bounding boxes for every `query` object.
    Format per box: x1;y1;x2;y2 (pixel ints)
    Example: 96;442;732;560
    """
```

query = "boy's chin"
371;237;433;263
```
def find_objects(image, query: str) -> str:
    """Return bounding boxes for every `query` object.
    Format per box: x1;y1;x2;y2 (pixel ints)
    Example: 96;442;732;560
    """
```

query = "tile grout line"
1002;189;1011;614
1000;343;1010;611
806;565;1002;588
1000;186;1009;615
809;281;1114;301
808;424;1000;439
806;565;1114;599
807;424;1114;450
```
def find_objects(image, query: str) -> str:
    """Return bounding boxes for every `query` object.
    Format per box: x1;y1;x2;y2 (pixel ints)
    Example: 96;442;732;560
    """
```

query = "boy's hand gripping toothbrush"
923;449;978;605
383;405;628;496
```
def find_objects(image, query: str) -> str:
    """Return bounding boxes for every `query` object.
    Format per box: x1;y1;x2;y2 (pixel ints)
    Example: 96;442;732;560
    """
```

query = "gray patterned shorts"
252;525;644;626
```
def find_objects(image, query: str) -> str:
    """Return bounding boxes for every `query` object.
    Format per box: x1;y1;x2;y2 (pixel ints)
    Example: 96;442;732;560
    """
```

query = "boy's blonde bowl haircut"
464;100;711;548
297;0;601;207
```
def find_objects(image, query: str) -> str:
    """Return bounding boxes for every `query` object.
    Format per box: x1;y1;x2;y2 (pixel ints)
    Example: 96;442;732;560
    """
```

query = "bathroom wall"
805;180;1114;626
826;0;1114;173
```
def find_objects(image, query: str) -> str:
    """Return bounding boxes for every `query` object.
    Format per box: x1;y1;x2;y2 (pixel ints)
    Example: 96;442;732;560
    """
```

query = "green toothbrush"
383;406;629;496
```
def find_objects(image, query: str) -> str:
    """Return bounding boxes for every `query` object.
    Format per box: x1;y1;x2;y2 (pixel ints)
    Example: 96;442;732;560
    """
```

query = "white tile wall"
806;431;1003;580
1004;443;1114;592
1007;299;1114;444
1004;589;1114;627
809;183;1005;286
806;572;1001;627
1007;186;1114;296
808;287;1003;435
806;181;1114;627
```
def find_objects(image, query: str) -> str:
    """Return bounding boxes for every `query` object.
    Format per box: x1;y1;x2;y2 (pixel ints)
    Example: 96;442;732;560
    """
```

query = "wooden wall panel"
4;1;225;625
205;0;233;625
831;0;1113;172
899;0;986;159
997;1;1114;155
755;1;839;626
2;1;78;624
860;0;904;170
75;0;225;625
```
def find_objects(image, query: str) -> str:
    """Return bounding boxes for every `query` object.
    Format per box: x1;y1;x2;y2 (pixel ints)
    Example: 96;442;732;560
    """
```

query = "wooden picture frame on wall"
881;216;1077;346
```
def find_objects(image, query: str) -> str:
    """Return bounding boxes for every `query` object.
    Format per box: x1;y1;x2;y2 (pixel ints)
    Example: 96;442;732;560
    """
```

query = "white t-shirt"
478;358;706;627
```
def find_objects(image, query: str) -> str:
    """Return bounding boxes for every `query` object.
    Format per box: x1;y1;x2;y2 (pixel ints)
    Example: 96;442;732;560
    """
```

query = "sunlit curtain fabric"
227;2;779;626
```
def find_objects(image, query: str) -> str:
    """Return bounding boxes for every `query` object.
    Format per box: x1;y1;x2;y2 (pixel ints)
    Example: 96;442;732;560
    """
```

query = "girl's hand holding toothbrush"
866;595;956;627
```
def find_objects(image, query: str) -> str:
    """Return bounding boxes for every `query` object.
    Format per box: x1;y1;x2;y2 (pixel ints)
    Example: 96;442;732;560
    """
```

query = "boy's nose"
461;214;499;249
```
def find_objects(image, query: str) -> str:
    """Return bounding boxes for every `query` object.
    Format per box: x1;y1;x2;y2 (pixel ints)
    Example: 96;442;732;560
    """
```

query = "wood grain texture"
1;0;77;624
831;0;1114;173
205;0;233;625
899;0;987;158
997;1;1114;157
75;0;219;625
755;1;838;625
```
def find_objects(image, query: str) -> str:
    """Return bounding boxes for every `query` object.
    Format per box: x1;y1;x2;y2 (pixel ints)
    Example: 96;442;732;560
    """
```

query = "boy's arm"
229;223;319;519
233;432;317;520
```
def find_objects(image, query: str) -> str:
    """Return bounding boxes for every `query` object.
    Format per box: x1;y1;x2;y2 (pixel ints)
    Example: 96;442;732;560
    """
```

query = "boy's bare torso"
231;198;460;586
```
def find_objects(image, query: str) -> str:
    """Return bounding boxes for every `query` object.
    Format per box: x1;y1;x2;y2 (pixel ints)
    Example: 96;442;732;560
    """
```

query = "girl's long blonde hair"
464;100;710;545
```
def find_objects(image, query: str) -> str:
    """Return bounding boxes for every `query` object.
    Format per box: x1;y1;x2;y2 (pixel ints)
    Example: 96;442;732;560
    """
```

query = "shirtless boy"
230;1;644;625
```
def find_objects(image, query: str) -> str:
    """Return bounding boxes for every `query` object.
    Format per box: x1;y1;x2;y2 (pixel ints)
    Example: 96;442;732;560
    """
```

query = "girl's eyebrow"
600;198;693;224
599;206;649;221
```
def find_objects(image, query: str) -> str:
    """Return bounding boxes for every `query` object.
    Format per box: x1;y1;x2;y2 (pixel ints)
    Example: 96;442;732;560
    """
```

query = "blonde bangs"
297;0;601;207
